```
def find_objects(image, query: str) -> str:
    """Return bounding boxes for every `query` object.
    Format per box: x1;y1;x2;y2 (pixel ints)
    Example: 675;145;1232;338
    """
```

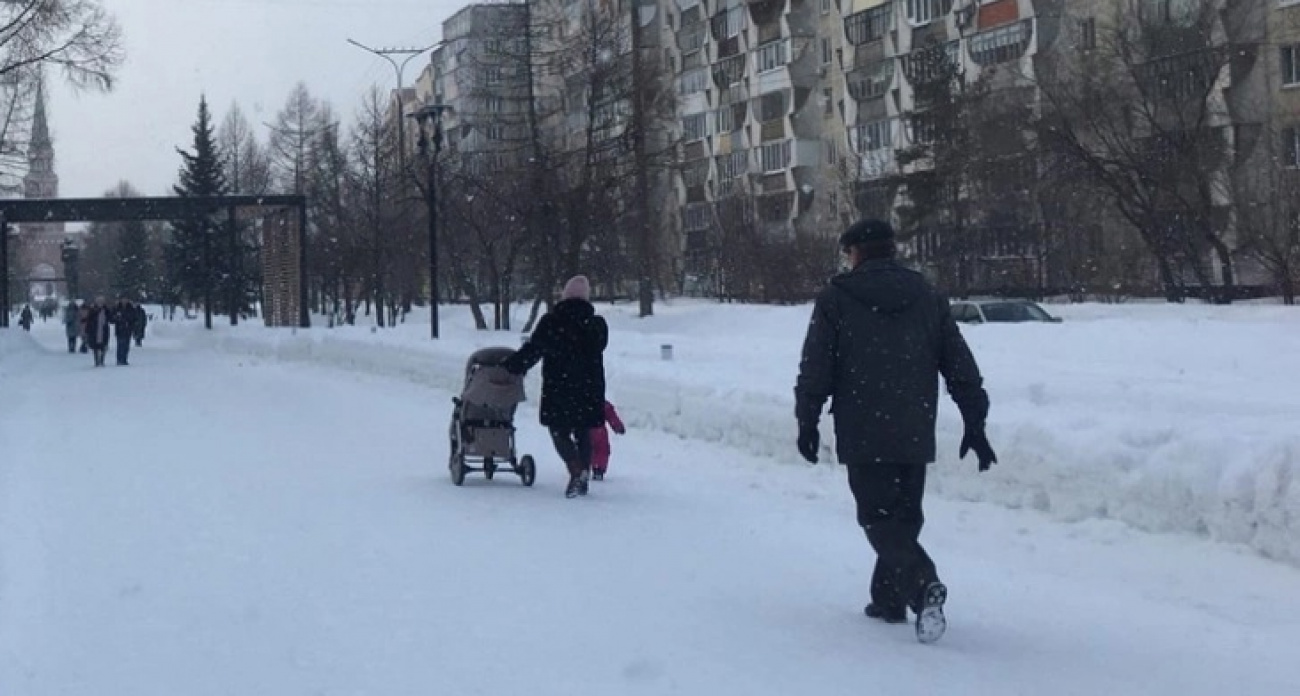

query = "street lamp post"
60;239;80;300
409;103;451;340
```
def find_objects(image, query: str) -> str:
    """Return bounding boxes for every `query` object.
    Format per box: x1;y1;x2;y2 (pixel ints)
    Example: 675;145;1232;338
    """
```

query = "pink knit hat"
561;275;591;301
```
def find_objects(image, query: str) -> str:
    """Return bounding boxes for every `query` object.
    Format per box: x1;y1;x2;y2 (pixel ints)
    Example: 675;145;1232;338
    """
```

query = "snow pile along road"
165;301;1300;565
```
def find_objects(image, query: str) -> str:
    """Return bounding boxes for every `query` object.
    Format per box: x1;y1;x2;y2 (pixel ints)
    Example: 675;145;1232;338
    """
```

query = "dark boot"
864;603;907;624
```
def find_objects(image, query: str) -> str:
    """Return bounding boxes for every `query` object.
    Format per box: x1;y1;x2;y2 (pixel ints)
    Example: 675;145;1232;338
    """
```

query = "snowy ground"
3;313;1300;695
179;300;1300;565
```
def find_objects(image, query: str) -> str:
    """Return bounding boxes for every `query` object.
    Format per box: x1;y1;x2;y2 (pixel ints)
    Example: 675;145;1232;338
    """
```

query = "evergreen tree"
112;218;152;301
170;96;227;329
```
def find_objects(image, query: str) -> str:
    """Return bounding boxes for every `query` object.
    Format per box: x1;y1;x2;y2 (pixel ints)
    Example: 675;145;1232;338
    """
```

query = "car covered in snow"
950;299;1062;324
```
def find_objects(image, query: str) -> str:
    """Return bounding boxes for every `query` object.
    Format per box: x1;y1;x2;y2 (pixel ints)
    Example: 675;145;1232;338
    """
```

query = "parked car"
950;299;1062;324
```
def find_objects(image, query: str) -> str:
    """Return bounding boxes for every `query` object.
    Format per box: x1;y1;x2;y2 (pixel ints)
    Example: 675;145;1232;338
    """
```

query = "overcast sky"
48;0;461;199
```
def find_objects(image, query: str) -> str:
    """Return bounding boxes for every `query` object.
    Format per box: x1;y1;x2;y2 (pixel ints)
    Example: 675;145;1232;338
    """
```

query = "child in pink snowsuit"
590;401;626;481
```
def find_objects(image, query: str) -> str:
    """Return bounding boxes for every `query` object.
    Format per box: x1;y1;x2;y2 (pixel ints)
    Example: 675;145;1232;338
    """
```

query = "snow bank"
171;302;1300;565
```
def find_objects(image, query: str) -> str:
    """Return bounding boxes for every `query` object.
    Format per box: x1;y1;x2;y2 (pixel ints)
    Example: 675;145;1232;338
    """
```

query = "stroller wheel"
484;457;496;481
519;455;536;487
449;440;466;487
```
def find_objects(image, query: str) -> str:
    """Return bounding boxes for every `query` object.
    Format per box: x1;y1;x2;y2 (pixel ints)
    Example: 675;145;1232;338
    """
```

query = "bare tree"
0;0;123;90
1236;122;1300;304
1037;0;1245;302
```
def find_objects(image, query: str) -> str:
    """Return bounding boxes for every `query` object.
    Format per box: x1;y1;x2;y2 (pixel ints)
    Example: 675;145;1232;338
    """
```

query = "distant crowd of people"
56;298;149;367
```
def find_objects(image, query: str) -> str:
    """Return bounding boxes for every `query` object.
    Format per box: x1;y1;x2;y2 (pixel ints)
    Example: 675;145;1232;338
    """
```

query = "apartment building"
419;3;534;176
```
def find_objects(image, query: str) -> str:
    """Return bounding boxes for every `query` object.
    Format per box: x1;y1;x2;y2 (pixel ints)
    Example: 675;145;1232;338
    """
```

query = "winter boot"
577;468;591;496
914;582;948;644
565;476;582;498
863;604;907;624
592;468;605;481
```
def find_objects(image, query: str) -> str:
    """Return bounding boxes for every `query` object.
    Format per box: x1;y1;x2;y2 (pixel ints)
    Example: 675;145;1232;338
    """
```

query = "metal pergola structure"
1;195;308;329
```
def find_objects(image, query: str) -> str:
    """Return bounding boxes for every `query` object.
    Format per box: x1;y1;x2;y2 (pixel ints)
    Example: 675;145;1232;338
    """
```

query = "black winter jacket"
111;305;137;339
794;260;989;465
504;299;609;429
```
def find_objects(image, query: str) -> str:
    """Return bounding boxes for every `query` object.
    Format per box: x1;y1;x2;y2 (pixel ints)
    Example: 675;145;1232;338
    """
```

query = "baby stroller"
448;347;536;487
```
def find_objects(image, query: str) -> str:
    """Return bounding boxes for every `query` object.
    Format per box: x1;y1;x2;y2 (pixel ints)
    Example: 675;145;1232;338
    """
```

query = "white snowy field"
1;307;1299;695
0;307;1294;696
173;299;1300;566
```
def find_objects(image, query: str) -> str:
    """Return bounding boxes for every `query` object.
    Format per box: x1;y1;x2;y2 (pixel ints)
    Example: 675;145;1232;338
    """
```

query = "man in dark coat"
19;304;33;331
111;298;137;366
133;303;148;347
85;297;112;367
504;275;609;499
62;301;81;353
794;219;997;644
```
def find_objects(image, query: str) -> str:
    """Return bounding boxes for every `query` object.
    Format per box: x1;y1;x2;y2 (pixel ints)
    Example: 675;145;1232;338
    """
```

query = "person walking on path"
19;304;33;331
62;301;81;353
111;298;138;366
504;275;609;499
85;297;112;367
590;400;626;481
794;219;998;644
133;303;148;347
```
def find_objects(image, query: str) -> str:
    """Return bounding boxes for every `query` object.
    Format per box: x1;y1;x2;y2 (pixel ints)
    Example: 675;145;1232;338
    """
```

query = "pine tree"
170;96;227;329
112;218;153;301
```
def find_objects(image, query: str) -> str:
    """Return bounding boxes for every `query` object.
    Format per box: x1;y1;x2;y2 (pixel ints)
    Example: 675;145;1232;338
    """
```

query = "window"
484;39;504;55
1080;18;1097;51
757;40;790;73
1284;126;1300;169
711;6;746;40
485;67;502;84
847;58;895;101
679;67;709;94
823;87;834;116
716;151;748;180
714;106;735;133
485;124;505;141
822;0;833;13
758;91;787;121
845;4;892;45
682;203;711;232
759;140;792;172
821;37;833;65
906;0;952;26
853;120;893;152
682;112;709;141
486;96;502;113
968;20;1030;66
1283;45;1300;86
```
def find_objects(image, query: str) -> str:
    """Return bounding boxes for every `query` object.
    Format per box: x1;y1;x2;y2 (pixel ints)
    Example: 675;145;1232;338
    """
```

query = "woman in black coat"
504;275;608;498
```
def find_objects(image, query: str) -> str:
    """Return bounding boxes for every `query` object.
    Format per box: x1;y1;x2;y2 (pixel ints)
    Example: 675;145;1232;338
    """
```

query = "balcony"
846;58;895;102
677;22;707;52
902;40;960;86
844;3;893;47
967;18;1034;67
713;53;748;89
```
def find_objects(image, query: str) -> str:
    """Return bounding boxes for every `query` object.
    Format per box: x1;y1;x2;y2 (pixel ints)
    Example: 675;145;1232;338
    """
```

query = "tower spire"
31;76;50;147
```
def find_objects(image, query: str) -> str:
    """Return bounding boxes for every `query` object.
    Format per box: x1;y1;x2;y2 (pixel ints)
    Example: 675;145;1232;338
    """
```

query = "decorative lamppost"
60;238;80;300
408;103;452;340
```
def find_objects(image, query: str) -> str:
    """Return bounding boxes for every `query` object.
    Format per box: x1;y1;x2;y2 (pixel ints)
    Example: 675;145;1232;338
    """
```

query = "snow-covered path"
2;326;1298;695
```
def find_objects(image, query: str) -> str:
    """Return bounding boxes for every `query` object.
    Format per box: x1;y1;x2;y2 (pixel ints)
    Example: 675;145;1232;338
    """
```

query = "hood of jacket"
554;297;595;321
830;259;929;315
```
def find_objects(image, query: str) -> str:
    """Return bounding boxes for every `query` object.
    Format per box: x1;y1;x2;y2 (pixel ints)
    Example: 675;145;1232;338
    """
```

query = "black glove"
797;423;820;464
960;425;997;472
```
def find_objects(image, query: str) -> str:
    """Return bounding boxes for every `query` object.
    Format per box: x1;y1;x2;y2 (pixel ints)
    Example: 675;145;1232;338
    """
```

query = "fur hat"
561;275;591;302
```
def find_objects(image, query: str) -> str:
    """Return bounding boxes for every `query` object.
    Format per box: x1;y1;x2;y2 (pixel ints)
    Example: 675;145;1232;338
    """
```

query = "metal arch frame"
1;195;309;329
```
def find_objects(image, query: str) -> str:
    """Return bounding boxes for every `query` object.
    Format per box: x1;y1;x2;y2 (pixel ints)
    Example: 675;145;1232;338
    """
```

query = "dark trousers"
549;428;593;478
67;336;77;353
846;463;939;613
115;337;131;365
